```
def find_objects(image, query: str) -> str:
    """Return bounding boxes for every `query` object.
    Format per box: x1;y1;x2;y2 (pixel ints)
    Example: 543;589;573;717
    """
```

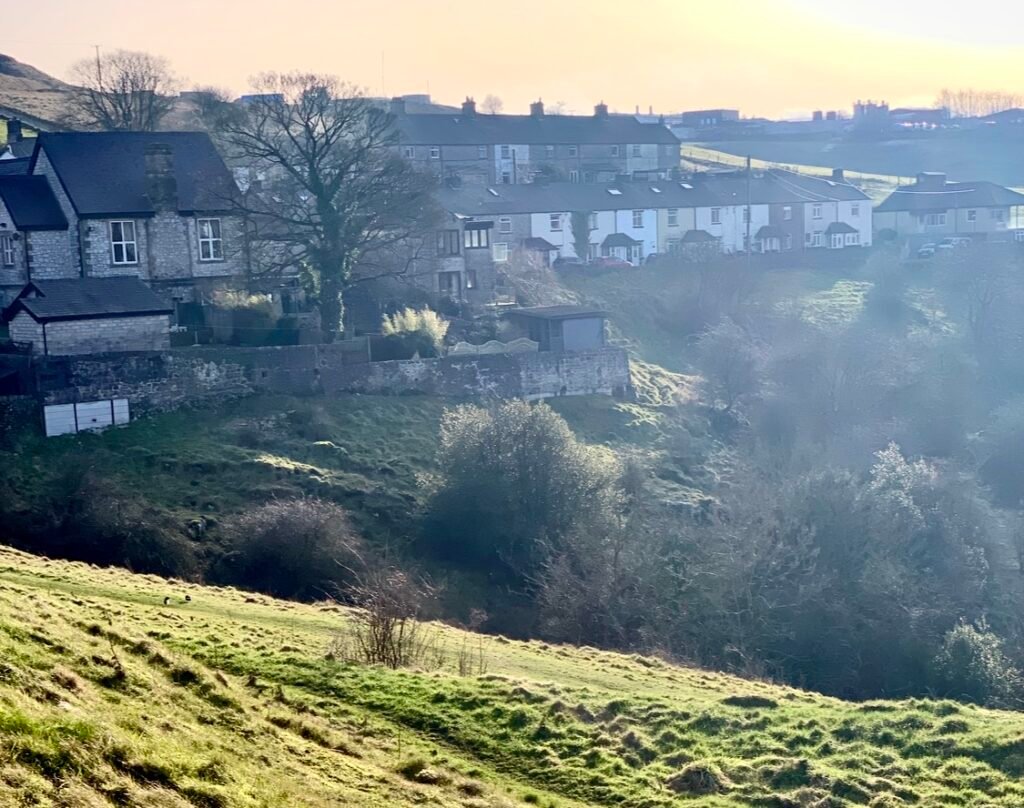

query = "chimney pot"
5;119;23;143
594;102;609;118
144;143;178;212
530;100;545;117
831;168;845;182
389;96;406;116
462;97;477;116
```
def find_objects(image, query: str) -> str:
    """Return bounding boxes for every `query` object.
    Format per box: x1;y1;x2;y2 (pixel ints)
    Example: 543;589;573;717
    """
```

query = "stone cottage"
0;174;72;303
6;277;173;355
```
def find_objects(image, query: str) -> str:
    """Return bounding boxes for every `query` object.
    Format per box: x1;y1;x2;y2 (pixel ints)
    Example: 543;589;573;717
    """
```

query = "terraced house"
394;98;680;186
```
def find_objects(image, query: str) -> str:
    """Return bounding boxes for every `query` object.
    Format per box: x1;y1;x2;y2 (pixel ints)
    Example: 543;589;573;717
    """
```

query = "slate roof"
8;278;173;323
825;221;858;235
396;112;679;146
699;170;869;206
601;233;640;248
681;229;717;243
755;225;787;239
437;181;720;216
32;132;239;217
0;176;68;230
0;157;29;176
504;305;608;321
6;140;36;159
523;237;558;251
875;180;1024;214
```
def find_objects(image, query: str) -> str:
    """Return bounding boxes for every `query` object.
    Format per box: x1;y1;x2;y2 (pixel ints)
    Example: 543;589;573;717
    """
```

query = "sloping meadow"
0;547;1023;807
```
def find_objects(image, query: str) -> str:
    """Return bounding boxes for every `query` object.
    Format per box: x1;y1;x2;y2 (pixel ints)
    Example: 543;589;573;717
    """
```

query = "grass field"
2;546;1024;807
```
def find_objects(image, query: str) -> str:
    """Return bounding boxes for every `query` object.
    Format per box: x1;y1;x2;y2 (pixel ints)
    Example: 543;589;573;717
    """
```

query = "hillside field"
2;546;1024;807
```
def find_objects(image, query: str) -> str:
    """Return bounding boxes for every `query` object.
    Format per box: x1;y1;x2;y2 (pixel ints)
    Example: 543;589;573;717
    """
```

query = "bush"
930;620;1023;708
221;498;365;600
381;307;449;357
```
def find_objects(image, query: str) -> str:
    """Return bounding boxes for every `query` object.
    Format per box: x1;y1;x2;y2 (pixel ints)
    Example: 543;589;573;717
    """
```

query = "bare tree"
211;73;440;339
481;94;504;114
936;87;1024;118
69;49;178;130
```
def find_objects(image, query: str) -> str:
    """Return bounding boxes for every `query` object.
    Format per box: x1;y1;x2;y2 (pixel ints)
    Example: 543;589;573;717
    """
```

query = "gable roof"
698;170;870;206
7;278;173;323
602;233;640;248
437;180;720;217
0;175;68;230
504;305;608;321
396;112;679;146
0;157;29;176
875;180;1024;213
825;221;858;235
32;132;238;217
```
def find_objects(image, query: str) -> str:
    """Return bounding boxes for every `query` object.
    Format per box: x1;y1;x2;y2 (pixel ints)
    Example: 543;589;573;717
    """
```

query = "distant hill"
0;53;74;128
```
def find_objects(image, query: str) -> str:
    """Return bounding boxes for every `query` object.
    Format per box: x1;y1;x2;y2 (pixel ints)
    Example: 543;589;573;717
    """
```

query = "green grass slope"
2;547;1024;807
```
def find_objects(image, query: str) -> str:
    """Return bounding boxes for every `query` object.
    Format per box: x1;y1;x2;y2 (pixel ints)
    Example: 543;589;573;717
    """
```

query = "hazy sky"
6;0;1024;118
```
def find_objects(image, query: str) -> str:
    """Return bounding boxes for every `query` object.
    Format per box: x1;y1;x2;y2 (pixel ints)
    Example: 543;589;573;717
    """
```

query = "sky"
5;0;1024;118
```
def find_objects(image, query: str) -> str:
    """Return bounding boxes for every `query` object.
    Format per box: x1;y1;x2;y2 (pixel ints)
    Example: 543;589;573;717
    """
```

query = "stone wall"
26;229;76;281
34;344;631;413
13;314;171;356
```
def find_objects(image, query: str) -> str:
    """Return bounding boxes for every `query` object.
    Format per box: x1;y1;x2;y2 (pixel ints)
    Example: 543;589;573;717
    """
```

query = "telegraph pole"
746;155;752;262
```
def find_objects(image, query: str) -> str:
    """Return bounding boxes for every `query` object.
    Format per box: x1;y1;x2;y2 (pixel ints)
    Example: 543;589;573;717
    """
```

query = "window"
923;213;946;227
569;170;579;183
710;207;721;225
464;226;491;249
437;229;460;256
500;145;511;159
783;205;792;221
667;208;679;227
499;217;512;233
568;145;578;157
610;145;620;157
197;218;224;261
846;233;860;246
632;210;644;228
0;234;13;267
429;146;440;159
545;145;555;158
109;220;138;265
967;209;978;222
478;145;487;159
492;243;509;262
501;171;511;185
812;231;823;247
831;234;844;249
812;203;823;220
465;269;478;290
631;144;642;157
549;213;563;231
851;203;860;217
993;208;1006;222
403;146;415;159
588;213;598;230
438;271;460;295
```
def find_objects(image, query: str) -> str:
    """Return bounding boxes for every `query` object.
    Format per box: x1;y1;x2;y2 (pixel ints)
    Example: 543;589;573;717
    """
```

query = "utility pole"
746;155;752;263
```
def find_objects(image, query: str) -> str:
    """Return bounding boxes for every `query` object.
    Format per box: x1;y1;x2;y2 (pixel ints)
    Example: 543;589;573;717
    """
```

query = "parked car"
591;257;634;269
937;236;972;252
916;243;937;259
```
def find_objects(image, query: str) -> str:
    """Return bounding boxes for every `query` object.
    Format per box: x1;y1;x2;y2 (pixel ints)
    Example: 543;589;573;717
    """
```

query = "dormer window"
109;221;138;265
197;218;224;261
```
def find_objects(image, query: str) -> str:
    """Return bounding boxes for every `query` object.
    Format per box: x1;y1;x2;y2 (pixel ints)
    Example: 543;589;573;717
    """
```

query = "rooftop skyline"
5;0;1024;119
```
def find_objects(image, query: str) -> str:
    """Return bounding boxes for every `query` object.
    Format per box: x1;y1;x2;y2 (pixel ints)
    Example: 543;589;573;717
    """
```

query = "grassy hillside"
2;546;1024;807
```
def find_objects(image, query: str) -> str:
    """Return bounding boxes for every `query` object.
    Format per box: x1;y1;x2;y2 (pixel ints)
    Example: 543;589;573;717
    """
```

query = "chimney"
916;171;946;189
389;96;406;116
831;168;845;182
462;97;477;116
530;99;545;117
5;119;23;142
144;143;178;212
594;101;609;118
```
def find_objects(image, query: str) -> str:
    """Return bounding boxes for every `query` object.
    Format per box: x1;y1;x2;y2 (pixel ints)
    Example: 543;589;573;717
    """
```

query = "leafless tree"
481;94;503;114
210;73;440;339
936;88;1024;118
69;49;179;130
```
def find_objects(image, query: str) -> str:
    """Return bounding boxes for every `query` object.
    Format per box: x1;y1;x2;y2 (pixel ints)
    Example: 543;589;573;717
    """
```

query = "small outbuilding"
5;277;173;355
503;305;608;353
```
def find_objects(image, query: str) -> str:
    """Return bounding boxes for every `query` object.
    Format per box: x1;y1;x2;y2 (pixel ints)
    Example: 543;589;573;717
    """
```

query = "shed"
5;277;173;355
503;305;608;353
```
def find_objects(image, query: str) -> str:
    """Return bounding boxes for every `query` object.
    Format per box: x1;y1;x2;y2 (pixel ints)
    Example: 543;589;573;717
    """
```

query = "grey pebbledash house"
7;277;173;355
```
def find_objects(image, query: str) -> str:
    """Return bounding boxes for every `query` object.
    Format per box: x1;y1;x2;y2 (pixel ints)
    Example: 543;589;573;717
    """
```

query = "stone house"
0;174;72;303
25;131;247;308
6;277;172;355
874;172;1024;243
394;99;680;187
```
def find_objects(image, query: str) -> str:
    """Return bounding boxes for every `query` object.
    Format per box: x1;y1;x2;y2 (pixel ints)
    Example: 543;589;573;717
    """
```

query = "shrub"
221;498;365;600
930;620;1023;708
381;307;449;357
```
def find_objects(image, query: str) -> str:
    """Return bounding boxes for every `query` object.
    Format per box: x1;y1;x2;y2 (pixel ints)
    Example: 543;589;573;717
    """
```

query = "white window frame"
631;144;642;157
710;208;721;225
549;213;563;232
632;210;644;228
610;145;620;157
492;242;509;262
429;146;440;159
783;206;792;221
588;213;598;230
831;234;844;249
498;216;512;234
109;220;138;265
569;170;580;183
403;146;415;159
568;145;578;157
0;234;14;267
464;227;490;249
812;231;823;247
812;203;823;220
924;212;946;227
478;145;487;159
850;203;860;217
197;218;224;262
500;145;511;159
967;209;977;222
667;208;679;228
